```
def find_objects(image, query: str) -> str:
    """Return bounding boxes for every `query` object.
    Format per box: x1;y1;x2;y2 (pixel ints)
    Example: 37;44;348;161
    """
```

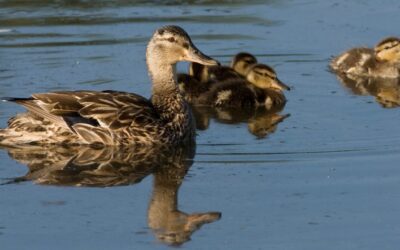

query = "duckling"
197;63;290;108
177;63;240;103
231;52;258;77
330;37;400;78
203;51;257;82
178;52;257;102
0;25;219;146
177;62;213;103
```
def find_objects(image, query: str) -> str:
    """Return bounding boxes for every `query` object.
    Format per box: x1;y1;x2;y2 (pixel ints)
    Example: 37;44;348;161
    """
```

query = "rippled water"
1;0;400;249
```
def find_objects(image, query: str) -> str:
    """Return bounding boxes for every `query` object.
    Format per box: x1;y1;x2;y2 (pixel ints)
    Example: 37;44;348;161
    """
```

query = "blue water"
1;0;400;249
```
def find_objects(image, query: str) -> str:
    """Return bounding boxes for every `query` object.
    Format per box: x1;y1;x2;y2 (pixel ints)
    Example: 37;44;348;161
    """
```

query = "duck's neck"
146;48;178;95
147;58;186;114
149;63;178;95
147;173;180;231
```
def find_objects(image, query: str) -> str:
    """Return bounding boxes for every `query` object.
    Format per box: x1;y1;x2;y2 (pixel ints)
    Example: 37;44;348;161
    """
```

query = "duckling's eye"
182;42;189;49
168;37;175;43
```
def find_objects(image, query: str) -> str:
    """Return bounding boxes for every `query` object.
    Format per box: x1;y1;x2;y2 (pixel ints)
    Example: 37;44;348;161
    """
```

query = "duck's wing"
76;90;160;129
8;90;160;144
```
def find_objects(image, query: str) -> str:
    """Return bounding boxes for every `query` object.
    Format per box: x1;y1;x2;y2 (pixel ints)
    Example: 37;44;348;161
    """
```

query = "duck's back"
330;48;375;75
252;87;287;109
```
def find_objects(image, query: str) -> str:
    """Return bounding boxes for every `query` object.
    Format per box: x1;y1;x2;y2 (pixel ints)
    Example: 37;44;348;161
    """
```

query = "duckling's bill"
274;78;291;91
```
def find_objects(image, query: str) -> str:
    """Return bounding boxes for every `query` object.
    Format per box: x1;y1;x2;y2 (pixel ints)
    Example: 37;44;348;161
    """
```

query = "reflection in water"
1;143;221;245
335;74;400;108
192;104;290;138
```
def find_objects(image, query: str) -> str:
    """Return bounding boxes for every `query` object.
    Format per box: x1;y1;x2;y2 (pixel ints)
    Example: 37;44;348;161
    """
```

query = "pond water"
1;0;400;249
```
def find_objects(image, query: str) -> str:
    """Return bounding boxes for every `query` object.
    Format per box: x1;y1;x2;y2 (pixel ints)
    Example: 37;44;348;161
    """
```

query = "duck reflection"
192;104;290;138
1;143;221;245
336;73;400;108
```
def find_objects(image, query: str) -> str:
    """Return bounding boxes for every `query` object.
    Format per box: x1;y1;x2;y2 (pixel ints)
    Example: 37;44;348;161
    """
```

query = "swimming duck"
330;37;400;78
177;52;257;102
0;25;219;146
197;63;290;108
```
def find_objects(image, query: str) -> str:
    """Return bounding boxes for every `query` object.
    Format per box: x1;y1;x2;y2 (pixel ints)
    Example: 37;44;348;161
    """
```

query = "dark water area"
1;0;400;249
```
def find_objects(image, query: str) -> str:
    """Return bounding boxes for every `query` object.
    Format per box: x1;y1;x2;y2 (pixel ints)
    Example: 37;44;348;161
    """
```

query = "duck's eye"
182;42;189;49
168;37;175;43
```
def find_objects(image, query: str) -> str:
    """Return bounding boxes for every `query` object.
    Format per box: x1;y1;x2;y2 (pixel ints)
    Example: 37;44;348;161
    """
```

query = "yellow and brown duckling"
197;63;290;108
178;52;257;102
330;37;400;78
203;51;258;82
231;52;258;77
177;62;213;103
0;25;219;146
206;52;257;82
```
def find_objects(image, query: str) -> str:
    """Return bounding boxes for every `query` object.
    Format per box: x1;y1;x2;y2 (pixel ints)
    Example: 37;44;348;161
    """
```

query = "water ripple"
0;15;277;27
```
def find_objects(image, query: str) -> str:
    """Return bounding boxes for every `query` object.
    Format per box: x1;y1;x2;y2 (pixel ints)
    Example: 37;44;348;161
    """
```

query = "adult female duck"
0;25;219;146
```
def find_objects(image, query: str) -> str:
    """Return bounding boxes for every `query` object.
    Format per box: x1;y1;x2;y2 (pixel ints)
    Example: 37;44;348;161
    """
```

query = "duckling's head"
147;25;219;67
374;37;400;63
231;52;258;76
246;64;290;91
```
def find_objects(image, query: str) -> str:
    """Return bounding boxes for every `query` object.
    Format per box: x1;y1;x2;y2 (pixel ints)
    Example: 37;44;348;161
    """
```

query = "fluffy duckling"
203;51;258;82
330;37;400;78
231;52;258;77
177;62;213;103
0;25;219;146
177;63;240;103
178;52;257;102
197;63;290;108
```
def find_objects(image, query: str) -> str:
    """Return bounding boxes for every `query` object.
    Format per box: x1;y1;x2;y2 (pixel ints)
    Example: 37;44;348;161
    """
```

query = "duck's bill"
185;45;220;66
272;78;291;91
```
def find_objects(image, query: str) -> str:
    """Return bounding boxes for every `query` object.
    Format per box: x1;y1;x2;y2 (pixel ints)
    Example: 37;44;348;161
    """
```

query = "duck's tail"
2;97;33;102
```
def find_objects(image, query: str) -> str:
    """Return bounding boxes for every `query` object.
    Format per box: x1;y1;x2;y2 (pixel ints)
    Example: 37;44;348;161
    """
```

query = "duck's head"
147;25;220;67
231;52;258;76
246;64;290;91
374;37;400;63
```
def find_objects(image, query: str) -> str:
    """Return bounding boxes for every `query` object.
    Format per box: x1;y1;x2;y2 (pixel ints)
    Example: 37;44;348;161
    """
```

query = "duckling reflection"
336;73;400;108
1;143;221;245
248;111;291;139
191;105;290;138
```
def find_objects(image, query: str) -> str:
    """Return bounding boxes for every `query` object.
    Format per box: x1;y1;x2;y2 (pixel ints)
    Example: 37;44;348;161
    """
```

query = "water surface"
1;0;400;249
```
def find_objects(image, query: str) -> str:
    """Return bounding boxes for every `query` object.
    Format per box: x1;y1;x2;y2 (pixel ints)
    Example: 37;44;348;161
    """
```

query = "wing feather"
8;90;160;141
73;124;115;145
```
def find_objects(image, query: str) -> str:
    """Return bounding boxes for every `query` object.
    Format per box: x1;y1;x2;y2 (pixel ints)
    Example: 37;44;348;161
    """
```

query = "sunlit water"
1;1;400;249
